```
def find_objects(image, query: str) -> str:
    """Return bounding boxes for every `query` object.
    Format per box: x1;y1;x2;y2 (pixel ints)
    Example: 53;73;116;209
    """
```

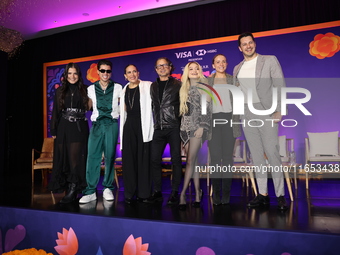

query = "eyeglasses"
155;64;170;69
99;69;112;73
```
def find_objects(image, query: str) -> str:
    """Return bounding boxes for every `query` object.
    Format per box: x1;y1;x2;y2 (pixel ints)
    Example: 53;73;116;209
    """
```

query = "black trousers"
122;116;151;199
209;112;235;204
150;128;182;192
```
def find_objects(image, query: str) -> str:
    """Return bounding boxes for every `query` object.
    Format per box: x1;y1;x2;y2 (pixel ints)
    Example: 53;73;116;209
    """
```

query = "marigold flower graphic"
2;248;53;255
123;234;150;255
309;32;340;59
54;228;78;255
87;63;99;83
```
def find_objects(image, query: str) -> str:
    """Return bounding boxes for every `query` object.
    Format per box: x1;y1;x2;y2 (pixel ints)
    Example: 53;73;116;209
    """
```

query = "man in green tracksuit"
79;59;122;203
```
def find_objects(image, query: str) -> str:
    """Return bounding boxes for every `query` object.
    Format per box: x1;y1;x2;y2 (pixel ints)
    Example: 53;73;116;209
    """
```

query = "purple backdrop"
45;25;340;164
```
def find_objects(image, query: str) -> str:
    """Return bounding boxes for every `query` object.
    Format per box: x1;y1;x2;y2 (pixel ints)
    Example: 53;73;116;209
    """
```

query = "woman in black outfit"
120;64;153;204
48;62;89;203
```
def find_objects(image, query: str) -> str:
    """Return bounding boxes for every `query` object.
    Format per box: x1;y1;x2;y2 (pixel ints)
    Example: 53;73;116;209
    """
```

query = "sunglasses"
99;69;112;73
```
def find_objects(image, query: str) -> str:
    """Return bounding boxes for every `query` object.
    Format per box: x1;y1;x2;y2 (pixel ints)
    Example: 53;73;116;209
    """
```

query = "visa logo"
175;51;192;58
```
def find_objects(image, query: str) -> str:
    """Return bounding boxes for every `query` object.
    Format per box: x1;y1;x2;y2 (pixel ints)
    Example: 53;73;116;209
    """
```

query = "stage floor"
1;172;340;235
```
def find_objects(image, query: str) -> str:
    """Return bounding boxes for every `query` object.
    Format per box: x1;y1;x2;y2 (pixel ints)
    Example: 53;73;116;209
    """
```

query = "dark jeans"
209;112;235;203
150;128;182;192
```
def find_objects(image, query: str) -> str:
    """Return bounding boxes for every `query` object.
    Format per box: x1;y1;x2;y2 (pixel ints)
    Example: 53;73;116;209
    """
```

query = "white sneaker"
79;200;97;212
103;188;114;201
79;193;97;204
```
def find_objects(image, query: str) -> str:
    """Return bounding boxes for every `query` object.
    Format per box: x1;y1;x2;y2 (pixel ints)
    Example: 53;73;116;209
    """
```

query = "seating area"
32;138;120;189
33;131;340;200
31;137;54;186
304;131;340;189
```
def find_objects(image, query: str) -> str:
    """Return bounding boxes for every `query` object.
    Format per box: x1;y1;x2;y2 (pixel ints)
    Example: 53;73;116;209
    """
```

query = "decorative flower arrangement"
2;248;53;255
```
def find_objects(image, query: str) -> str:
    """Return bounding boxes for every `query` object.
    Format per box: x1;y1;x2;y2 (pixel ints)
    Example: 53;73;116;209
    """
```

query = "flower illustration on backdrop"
309;32;340;59
196;246;215;255
0;225;26;254
2;248;53;255
54;228;78;255
171;73;182;80
87;63;100;83
122;234;150;255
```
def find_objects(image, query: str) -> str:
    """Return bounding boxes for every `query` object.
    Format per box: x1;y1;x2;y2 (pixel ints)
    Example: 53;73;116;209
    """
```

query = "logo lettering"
175;51;192;59
196;49;206;56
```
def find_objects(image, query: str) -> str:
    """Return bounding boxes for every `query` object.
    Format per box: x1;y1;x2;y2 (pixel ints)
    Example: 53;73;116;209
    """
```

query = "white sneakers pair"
79;188;114;204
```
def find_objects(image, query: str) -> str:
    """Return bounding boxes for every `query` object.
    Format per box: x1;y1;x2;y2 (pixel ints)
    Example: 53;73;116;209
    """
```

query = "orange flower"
123;234;151;255
86;63;99;83
54;228;78;255
309;32;340;59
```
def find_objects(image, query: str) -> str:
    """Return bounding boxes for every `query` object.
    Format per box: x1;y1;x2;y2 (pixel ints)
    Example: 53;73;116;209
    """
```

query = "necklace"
99;81;109;93
69;86;76;96
128;86;138;110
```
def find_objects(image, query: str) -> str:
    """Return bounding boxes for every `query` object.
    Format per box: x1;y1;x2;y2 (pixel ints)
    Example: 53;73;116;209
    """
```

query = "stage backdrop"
44;21;340;164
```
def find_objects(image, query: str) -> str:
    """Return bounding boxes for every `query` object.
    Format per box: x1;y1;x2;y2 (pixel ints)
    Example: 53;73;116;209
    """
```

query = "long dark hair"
58;62;88;110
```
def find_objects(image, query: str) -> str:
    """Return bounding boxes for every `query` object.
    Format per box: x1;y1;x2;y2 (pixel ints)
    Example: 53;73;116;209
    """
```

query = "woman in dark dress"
48;62;89;203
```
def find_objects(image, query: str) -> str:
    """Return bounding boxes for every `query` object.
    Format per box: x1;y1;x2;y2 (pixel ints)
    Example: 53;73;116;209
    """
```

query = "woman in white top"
120;64;154;204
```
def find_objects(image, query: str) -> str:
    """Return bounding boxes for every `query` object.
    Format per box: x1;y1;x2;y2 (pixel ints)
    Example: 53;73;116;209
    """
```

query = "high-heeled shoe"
192;189;203;208
178;195;187;210
178;203;187;210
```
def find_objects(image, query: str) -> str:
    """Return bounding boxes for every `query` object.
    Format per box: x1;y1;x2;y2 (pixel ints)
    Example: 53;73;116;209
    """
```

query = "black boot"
60;183;77;204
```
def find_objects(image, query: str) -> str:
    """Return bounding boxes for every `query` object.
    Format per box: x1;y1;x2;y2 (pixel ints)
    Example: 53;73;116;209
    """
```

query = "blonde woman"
178;62;212;210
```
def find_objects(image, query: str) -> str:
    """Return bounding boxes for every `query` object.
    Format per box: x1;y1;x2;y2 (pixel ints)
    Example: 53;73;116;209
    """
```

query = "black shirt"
125;86;141;117
158;80;168;103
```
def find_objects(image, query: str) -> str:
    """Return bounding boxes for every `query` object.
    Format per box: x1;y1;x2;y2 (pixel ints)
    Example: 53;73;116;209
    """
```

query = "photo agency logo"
198;83;312;128
197;82;223;107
